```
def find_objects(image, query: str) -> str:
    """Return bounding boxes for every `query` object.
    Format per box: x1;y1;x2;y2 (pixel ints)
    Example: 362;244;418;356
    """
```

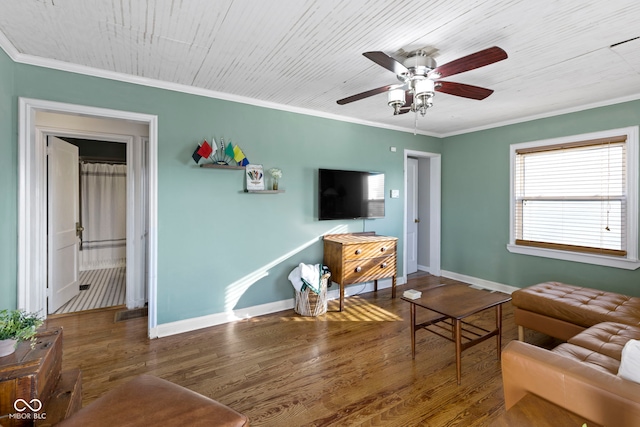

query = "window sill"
506;244;640;270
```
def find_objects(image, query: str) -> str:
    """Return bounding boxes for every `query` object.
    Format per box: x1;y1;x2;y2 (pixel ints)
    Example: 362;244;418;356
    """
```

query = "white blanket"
288;263;321;293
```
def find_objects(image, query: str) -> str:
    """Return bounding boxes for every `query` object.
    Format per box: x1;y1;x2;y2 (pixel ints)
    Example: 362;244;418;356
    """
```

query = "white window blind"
514;135;627;256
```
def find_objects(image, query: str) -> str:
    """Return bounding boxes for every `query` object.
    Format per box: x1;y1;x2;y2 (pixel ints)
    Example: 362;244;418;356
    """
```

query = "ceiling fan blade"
430;46;507;79
404;91;414;107
435;81;494;100
395;92;414;115
336;83;404;105
363;51;409;75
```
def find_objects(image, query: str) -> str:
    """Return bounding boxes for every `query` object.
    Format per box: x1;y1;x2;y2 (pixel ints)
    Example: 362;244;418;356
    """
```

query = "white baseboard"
151;298;295;338
417;265;431;273
440;270;519;294
150;272;510;339
150;276;407;338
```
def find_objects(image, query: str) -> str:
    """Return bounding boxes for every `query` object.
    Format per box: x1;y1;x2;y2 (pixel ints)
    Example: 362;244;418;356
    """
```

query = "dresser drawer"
343;241;396;260
342;255;397;285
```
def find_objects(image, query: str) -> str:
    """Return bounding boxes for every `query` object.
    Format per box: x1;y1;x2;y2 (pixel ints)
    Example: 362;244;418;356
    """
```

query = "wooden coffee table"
402;283;511;385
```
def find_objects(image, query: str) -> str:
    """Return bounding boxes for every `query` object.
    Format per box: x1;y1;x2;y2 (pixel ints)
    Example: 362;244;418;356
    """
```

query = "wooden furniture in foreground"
0;328;81;427
323;233;398;311
402;283;511;385
490;393;602;427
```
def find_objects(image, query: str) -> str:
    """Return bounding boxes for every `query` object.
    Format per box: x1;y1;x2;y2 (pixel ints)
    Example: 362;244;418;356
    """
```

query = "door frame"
403;149;441;279
17;97;158;337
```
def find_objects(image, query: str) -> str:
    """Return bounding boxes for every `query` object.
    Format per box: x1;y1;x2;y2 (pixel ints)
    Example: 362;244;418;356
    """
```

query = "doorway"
17;98;159;337
52;137;129;314
403;149;441;280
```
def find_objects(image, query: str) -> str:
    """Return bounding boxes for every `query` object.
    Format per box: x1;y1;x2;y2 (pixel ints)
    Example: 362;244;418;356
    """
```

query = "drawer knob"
355;266;362;273
381;263;387;268
355;249;362;255
380;247;386;252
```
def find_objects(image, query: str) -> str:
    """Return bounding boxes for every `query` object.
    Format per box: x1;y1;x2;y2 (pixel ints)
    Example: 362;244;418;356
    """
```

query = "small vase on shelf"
268;168;282;192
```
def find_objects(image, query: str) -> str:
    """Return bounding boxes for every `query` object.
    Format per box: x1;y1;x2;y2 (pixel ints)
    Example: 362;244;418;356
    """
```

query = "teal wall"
0;48;15;310
0;52;441;321
441;100;640;296
3;46;639;320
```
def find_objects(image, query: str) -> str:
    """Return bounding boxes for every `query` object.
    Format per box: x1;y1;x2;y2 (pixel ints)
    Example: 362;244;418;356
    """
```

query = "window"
508;127;639;270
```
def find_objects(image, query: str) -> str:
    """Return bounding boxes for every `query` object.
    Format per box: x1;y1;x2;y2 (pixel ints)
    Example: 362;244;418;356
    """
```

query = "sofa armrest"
502;340;640;427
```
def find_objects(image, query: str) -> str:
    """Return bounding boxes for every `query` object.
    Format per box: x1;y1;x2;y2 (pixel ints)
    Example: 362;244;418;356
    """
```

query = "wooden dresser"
323;233;398;311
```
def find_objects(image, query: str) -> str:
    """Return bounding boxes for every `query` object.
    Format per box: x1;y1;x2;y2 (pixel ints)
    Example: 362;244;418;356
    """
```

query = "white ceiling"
1;0;639;137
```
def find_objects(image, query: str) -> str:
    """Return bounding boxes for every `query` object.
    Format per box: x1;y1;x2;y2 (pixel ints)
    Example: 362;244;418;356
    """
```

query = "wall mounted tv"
318;168;385;220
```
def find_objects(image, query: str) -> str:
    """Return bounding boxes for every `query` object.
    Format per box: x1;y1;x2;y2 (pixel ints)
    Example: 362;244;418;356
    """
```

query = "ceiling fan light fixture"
388;89;406;115
413;79;435;97
413;79;435;116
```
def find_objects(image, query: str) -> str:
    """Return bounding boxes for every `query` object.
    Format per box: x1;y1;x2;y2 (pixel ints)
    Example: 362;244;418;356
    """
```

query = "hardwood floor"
45;273;553;426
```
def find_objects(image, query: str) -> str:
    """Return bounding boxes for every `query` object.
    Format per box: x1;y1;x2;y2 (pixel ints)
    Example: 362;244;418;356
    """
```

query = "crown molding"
0;27;19;59
0;31;438;138
440;92;640;138
2;29;639;140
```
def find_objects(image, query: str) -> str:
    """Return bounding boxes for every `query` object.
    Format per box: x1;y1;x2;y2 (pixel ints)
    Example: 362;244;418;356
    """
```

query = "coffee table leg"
410;303;416;359
496;304;503;360
455;318;462;385
340;283;344;312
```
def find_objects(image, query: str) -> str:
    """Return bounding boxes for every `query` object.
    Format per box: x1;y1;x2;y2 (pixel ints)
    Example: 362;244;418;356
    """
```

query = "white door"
406;157;419;274
48;136;80;313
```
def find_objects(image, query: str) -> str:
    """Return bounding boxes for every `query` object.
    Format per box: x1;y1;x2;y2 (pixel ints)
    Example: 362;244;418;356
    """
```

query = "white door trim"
403;149;441;280
18;97;159;337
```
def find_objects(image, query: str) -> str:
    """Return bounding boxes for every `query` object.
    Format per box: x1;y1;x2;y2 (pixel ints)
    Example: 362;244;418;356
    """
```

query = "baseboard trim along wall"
151;277;403;338
440;270;519;295
151;274;515;338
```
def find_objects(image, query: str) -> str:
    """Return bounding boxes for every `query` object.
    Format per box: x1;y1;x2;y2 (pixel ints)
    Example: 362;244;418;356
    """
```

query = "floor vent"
114;307;148;322
79;284;91;291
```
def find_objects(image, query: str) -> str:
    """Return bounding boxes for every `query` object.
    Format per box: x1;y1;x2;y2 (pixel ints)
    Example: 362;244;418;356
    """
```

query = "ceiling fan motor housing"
401;50;437;78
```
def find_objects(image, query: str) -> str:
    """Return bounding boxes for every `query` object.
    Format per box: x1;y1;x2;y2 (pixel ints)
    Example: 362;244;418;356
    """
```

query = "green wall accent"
3;56;441;323
4;46;638;324
0;48;16;310
441;100;640;296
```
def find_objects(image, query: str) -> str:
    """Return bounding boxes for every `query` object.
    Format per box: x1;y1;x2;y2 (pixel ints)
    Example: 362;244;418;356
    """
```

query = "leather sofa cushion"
568;322;640;361
512;282;640;328
58;375;249;427
553;342;621;375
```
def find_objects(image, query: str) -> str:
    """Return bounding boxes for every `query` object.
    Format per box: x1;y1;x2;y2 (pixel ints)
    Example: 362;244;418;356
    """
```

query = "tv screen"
318;168;385;220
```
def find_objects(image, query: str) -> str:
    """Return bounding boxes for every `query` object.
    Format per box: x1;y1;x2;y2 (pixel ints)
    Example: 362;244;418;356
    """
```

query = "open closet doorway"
18;98;159;337
403;149;441;279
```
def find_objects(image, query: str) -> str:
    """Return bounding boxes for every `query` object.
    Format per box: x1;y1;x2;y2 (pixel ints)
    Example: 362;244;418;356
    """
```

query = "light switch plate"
390;189;400;198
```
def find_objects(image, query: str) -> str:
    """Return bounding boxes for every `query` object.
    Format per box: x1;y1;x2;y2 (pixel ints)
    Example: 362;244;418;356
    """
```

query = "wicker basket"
294;273;330;316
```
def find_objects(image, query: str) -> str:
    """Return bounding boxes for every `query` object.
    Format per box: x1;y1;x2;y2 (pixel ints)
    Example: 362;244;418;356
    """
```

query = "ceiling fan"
337;46;508;118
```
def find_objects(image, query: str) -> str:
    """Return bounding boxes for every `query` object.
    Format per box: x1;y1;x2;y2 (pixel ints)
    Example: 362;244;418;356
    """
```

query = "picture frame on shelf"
246;164;265;191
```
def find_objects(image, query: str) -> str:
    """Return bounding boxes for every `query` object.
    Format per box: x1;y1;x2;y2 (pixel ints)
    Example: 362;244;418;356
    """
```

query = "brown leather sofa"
511;281;640;341
502;321;640;426
57;375;249;427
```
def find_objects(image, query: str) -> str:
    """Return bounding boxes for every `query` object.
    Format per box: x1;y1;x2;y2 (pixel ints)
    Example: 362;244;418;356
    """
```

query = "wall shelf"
244;189;285;194
200;163;245;170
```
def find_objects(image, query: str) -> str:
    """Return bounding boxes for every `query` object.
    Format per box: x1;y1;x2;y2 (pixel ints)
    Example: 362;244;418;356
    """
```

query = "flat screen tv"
318;168;385;220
